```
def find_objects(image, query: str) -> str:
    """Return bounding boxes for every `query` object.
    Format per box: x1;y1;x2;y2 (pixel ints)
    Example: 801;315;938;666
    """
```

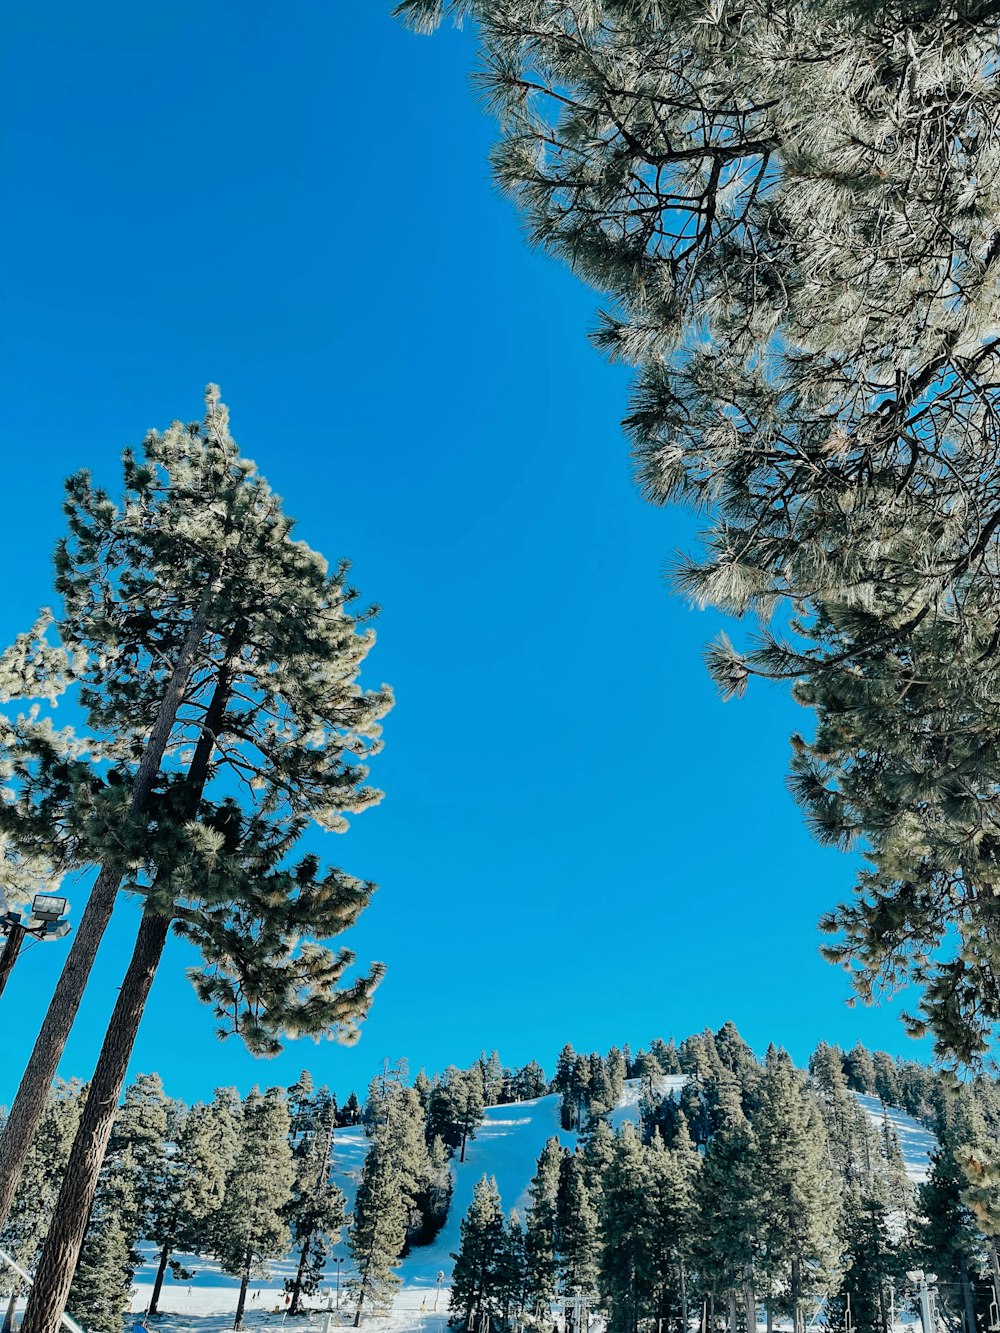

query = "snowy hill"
123;1082;667;1326
854;1091;936;1185
109;1080;936;1332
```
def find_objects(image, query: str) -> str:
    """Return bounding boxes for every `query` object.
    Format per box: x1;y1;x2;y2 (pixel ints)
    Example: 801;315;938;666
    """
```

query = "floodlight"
31;894;68;922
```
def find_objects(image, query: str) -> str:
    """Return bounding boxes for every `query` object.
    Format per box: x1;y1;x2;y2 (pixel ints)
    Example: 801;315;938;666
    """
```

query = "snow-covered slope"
854;1092;936;1185
123;1093;584;1325
113;1080;936;1330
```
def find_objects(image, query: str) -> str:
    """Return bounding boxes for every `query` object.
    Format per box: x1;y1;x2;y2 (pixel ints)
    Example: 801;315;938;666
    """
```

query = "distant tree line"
5;1028;1000;1332
450;1026;1000;1333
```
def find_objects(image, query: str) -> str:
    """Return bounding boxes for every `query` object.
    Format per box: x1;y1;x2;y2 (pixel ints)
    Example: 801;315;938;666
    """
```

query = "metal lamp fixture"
0;894;73;1001
31;894;69;922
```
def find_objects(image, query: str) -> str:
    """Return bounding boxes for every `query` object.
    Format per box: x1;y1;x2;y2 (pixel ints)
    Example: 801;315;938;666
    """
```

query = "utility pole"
0;896;72;1002
0;926;26;998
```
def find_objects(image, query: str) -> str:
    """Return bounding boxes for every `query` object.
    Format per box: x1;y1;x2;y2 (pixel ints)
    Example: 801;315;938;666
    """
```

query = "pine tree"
844;1047;878;1097
12;388;392;1333
426;1066;485;1163
646;1128;698;1333
872;1054;904;1109
753;1049;837;1333
215;1087;295;1331
513;1062;548;1102
424;1136;453;1244
450;1176;507;1330
413;1071;433;1112
340;1092;362;1127
827;1194;901;1333
587;1055;614;1121
597;1126;655;1333
496;1213;528;1331
285;1087;346;1315
146;1089;240;1316
691;1086;760;1333
553;1046;578;1129
479;1052;504;1107
111;1073;171;1245
605;1049;626;1103
525;1138;564;1317
393;0;1000;1067
380;1085;433;1251
348;1130;407;1326
288;1070;317;1136
555;1153;598;1297
579;1119;614;1209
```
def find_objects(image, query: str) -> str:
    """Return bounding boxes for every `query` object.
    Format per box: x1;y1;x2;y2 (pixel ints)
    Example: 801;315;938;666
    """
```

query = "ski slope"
116;1093;583;1328
122;1084;664;1326
854;1092;936;1185
21;1077;934;1331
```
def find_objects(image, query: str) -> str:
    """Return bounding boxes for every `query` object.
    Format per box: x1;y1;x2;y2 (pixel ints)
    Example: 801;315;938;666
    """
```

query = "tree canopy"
395;0;1000;1065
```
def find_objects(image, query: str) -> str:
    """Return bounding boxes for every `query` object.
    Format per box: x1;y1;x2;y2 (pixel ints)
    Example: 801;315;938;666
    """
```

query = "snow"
853;1092;936;1185
8;1078;937;1333
606;1077;687;1135
96;1093;586;1331
113;1083;675;1331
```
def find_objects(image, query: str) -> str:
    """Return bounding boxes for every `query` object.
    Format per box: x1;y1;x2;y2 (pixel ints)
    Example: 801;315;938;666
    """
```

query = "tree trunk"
0;925;25;1001
744;1282;755;1333
680;1260;688;1332
148;1240;172;1317
19;644;237;1333
959;1252;977;1333
20;912;172;1333
233;1251;252;1331
0;592;211;1234
790;1259;801;1333
728;1291;737;1333
2;1289;18;1333
288;1230;314;1317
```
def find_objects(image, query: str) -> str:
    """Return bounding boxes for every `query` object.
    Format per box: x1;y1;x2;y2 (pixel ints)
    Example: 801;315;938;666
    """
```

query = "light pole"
0;895;72;1001
907;1270;938;1333
333;1257;344;1310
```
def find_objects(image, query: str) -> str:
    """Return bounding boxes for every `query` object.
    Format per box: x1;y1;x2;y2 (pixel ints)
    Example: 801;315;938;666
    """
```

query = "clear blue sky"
0;2;932;1108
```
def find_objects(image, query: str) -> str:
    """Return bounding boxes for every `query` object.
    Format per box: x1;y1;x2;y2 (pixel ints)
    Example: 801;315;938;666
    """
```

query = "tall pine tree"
14;388;391;1333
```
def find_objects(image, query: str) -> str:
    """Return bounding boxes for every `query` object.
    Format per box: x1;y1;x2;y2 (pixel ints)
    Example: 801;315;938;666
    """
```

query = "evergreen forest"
4;1029;1000;1333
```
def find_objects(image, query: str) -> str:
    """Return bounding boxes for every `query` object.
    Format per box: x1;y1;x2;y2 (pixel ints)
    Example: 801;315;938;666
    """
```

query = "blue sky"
0;2;932;1108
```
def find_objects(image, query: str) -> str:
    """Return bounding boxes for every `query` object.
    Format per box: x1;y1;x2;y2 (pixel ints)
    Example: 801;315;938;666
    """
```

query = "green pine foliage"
753;1048;838;1333
449;1175;511;1331
525;1137;563;1314
284;1084;346;1315
691;1085;760;1332
347;1131;408;1326
426;1066;486;1163
215;1087;295;1331
0;1082;84;1280
554;1153;598;1297
826;1195;903;1333
597;1125;657;1333
394;0;1000;1067
147;1088;241;1315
